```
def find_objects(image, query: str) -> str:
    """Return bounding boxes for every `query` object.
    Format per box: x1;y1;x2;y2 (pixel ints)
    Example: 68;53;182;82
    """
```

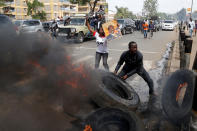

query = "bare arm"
86;17;95;33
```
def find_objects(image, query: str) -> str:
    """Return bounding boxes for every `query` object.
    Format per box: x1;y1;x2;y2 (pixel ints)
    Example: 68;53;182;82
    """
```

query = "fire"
84;125;93;131
176;82;188;102
28;60;46;72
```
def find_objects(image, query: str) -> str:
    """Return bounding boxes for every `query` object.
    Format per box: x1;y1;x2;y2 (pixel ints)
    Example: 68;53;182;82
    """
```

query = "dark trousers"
118;67;154;94
95;52;109;70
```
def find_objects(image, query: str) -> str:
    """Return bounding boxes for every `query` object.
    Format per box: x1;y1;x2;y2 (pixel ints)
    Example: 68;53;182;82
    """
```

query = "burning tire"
93;71;140;111
162;69;195;126
84;108;145;131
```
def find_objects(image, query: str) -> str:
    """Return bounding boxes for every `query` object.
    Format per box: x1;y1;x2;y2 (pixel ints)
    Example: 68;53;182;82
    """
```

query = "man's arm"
86;17;95;33
114;52;125;74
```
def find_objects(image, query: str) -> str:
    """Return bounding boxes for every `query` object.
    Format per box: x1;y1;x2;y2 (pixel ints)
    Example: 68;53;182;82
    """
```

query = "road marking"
68;46;159;54
73;55;93;64
144;60;153;71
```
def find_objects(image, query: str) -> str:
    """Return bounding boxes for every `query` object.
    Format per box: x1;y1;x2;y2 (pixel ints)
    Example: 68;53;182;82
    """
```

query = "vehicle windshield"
23;21;40;26
14;21;22;26
70;18;85;26
164;21;173;23
117;20;124;24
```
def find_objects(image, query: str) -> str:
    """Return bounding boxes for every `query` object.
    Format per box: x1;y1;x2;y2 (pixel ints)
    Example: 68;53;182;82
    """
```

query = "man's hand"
114;71;117;75
122;75;128;80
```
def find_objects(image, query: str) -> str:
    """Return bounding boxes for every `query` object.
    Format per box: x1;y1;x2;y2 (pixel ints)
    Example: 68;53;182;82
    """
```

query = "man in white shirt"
189;18;195;37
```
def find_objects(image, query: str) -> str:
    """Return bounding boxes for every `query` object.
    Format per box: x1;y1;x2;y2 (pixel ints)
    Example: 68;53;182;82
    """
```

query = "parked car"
57;17;91;43
162;20;175;31
14;19;44;34
42;21;53;32
0;14;18;35
117;19;135;35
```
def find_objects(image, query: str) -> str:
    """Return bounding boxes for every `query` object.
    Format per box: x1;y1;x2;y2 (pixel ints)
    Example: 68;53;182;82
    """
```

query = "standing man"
189;18;195;37
114;41;154;95
142;20;149;38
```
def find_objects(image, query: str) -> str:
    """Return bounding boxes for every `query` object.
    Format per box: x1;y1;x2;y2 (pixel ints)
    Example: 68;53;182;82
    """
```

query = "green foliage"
26;0;44;16
143;0;158;18
114;6;135;19
69;0;90;5
26;0;46;20
32;10;46;21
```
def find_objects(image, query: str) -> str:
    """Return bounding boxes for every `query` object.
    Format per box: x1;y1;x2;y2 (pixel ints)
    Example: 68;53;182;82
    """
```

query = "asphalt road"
64;30;178;72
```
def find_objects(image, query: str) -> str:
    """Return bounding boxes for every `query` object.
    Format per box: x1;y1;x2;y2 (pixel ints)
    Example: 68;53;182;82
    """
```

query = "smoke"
0;27;100;130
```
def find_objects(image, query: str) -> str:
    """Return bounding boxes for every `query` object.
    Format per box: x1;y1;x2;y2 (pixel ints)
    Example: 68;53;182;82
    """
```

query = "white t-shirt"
189;21;195;30
93;32;108;53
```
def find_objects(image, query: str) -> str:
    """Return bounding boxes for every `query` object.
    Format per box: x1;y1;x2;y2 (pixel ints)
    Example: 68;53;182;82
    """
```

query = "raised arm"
86;17;95;33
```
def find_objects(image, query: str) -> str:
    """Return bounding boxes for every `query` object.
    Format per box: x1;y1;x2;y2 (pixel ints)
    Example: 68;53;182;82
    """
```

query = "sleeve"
115;52;126;72
93;32;99;38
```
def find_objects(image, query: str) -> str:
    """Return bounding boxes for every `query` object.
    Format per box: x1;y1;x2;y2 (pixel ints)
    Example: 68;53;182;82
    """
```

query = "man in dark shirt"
114;41;154;95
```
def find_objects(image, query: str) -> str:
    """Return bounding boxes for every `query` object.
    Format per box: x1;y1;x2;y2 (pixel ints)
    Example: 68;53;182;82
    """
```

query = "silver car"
14;20;44;34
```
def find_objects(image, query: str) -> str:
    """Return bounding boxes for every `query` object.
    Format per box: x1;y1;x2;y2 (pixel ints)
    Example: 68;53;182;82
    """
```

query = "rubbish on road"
84;108;145;131
162;69;195;126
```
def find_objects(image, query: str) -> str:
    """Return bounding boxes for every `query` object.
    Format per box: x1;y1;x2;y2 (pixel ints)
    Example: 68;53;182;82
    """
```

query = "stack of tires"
83;70;144;131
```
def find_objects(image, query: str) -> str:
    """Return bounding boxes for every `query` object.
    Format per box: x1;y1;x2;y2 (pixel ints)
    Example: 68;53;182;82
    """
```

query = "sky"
106;0;197;14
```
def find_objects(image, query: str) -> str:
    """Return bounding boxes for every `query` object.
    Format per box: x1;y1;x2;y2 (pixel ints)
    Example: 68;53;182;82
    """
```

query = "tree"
175;8;186;21
114;6;135;19
143;0;158;18
26;0;46;20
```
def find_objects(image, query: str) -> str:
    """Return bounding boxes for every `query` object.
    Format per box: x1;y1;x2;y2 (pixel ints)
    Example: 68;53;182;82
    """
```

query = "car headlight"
71;28;76;33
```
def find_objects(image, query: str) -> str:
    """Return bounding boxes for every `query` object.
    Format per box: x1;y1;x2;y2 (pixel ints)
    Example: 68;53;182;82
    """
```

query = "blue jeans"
144;30;147;38
95;52;109;70
189;29;193;37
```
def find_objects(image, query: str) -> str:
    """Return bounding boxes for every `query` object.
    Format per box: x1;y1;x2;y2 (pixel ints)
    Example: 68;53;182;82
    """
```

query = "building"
0;0;108;20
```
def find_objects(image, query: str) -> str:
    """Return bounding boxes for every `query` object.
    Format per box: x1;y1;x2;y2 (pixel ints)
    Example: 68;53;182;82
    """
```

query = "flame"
84;125;92;131
28;60;46;72
176;82;188;102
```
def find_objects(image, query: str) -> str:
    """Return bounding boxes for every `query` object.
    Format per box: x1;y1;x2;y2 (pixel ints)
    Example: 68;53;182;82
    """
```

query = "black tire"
92;71;140;111
77;32;84;43
84;108;145;131
162;69;195;126
122;29;126;35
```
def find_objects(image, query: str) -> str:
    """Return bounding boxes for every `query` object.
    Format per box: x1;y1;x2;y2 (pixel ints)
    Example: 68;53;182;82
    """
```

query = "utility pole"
191;0;193;18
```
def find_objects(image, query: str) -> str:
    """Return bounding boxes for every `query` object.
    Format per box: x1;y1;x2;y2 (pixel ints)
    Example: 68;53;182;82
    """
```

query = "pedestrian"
195;20;197;36
86;17;109;70
142;20;148;38
50;19;58;39
149;20;154;38
114;41;154;95
189;18;195;37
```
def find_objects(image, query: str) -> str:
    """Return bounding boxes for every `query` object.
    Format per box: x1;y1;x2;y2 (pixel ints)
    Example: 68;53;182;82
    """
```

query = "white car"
162;20;174;31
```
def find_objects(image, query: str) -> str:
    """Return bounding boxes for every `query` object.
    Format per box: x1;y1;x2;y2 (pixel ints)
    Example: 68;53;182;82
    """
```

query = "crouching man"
114;41;154;95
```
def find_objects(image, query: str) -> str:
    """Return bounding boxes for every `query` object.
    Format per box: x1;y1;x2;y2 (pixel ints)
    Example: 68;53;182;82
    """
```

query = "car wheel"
84;108;145;131
77;32;84;43
122;29;126;35
92;71;140;111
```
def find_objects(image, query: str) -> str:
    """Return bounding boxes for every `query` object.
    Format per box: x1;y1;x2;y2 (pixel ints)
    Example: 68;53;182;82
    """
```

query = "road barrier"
184;38;193;69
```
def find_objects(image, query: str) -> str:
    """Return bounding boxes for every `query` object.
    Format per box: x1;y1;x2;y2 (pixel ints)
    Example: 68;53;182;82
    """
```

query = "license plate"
58;33;68;36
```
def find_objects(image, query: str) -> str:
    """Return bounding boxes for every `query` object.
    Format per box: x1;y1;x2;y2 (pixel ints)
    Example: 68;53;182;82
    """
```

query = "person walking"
189;18;195;37
149;20;154;38
114;41;154;95
142;20;149;38
86;17;109;70
195;20;197;36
